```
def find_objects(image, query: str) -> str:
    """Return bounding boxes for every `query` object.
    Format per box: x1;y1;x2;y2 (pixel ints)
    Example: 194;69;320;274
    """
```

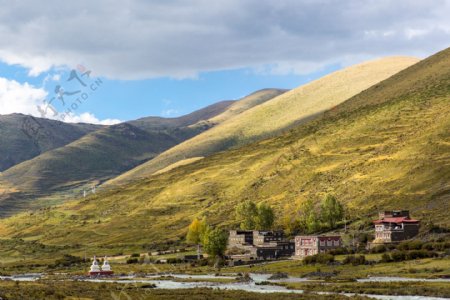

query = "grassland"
109;56;418;183
0;254;448;298
0;281;371;300
222;256;450;279
282;281;450;298
0;48;449;264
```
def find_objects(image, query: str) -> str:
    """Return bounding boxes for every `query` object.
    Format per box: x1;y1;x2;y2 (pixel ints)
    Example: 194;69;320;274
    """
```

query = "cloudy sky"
0;0;449;124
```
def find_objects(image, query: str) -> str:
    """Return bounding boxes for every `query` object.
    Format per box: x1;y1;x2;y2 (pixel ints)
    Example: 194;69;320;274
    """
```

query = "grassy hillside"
0;90;283;216
0;123;181;215
109;57;418;185
127;100;235;133
0;114;101;171
128;89;286;133
0;47;448;256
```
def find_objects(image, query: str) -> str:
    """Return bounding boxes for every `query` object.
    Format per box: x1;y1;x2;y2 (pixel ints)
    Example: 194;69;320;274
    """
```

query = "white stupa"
88;255;113;276
102;256;111;272
89;256;101;273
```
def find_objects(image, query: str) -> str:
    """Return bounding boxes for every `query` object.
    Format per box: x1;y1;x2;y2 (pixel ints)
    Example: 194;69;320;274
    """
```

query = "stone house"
294;235;342;258
372;210;420;244
228;230;294;261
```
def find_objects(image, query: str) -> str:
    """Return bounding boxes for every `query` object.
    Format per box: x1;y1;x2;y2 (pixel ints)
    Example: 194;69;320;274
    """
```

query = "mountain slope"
1;123;178;191
108;56;418;185
0;89;284;215
0;114;101;171
128;89;286;141
1;47;448;254
127;100;235;132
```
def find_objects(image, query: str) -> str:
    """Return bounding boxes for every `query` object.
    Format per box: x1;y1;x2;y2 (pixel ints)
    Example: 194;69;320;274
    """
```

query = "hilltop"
0;114;101;171
108;56;418;184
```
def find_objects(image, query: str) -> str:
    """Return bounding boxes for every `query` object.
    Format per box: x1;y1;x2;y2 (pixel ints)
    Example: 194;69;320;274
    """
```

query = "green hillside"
0;47;448;257
108;56;418;184
0;123;181;215
0;90;283;216
0;114;101;171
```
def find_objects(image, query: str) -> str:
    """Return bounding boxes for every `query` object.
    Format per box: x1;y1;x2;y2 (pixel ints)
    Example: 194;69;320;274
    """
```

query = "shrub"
421;243;434;251
381;253;392;263
429;242;450;251
303;253;335;265
130;253;140;258
343;255;366;266
166;258;183;264
406;250;429;260
190;258;209;267
390;251;407;262
380;249;438;263
397;241;423;251
126;258;139;264
328;247;348;255
370;245;387;253
50;254;84;268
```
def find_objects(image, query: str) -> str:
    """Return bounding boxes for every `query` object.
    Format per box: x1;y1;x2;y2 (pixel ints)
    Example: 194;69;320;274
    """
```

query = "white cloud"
161;109;180;117
0;0;448;79
51;74;61;81
0;77;47;115
62;112;121;125
0;77;121;125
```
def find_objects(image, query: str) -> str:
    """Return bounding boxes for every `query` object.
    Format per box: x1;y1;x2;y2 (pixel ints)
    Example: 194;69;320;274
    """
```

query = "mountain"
1;47;447;254
108;56;418;185
0;89;284;215
127;100;235;133
128;89;286;140
0;113;101;171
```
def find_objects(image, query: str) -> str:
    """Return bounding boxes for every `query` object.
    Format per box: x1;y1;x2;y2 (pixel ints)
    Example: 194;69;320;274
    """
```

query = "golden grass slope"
2;46;448;255
153;157;204;175
108;56;419;185
205;88;288;125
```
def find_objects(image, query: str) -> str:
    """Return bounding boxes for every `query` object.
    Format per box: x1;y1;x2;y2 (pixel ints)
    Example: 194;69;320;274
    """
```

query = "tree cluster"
283;194;344;235
235;200;275;230
186;218;227;259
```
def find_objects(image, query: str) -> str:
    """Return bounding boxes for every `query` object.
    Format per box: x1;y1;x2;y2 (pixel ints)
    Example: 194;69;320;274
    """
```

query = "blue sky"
0;1;449;124
0;61;341;122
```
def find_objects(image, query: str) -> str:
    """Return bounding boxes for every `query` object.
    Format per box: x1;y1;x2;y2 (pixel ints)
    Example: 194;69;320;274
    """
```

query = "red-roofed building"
372;210;420;244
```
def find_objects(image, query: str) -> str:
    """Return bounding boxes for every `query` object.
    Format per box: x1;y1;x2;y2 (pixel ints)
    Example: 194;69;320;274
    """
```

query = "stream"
83;273;450;300
1;273;449;299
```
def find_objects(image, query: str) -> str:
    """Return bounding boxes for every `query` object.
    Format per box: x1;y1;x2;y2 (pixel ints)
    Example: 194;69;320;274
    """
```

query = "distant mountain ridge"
0;113;102;172
0;89;285;215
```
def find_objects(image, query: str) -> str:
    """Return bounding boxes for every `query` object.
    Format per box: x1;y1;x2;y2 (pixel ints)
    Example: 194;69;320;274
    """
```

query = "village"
87;209;422;276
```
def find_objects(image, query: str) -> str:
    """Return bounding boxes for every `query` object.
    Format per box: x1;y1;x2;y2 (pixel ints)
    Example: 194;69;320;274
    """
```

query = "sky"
0;0;449;124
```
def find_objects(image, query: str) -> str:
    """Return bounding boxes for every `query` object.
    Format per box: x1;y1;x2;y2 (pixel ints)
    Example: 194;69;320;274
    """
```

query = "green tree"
306;211;320;233
186;218;207;259
282;203;302;236
235;200;258;229
320;194;344;229
298;199;315;231
255;203;275;230
202;227;228;258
